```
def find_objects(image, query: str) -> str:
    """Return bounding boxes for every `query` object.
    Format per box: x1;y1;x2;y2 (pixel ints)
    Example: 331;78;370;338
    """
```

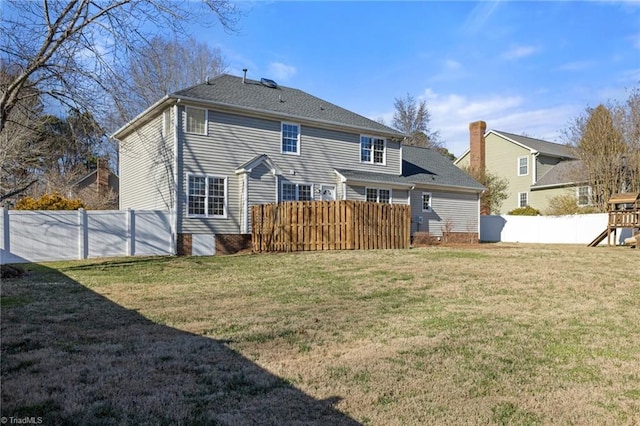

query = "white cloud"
415;88;578;157
267;62;297;81
501;45;540;60
557;61;593;72
444;59;462;71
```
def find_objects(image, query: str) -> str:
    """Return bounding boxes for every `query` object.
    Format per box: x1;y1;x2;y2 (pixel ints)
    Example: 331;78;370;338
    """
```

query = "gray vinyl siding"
410;189;479;236
119;112;174;210
177;107;403;234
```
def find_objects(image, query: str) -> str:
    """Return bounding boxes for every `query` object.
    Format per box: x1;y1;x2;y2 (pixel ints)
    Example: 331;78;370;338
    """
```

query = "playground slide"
588;229;608;247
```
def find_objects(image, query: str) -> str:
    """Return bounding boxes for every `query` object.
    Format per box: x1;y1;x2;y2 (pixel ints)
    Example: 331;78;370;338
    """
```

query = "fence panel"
1;209;174;264
252;200;410;252
479;213;632;245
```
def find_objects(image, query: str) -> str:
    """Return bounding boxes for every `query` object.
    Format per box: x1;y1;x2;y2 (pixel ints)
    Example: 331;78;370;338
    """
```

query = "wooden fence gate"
251;200;411;252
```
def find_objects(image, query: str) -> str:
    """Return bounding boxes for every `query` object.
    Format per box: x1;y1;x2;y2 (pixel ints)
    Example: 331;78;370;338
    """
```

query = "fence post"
127;208;135;256
1;208;9;265
78;208;88;260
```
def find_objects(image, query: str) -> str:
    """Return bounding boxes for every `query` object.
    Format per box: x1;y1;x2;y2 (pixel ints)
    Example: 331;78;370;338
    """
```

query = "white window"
366;188;391;203
518;192;528;208
422;192;432;212
281;122;300;154
518;156;529;176
163;109;171;136
185;107;207;135
361;136;386;164
577;186;591;206
281;182;313;201
187;175;226;217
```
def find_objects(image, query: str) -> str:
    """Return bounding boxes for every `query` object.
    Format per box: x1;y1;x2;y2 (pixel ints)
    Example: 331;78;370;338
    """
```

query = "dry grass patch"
2;244;639;424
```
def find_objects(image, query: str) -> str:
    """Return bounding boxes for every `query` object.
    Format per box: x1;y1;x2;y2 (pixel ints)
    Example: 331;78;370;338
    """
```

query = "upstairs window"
422;192;432;212
185;107;207;135
281;182;312;201
366;188;391;203
361;136;385;164
163;109;171;136
187;175;226;217
282;123;300;154
518;156;529;176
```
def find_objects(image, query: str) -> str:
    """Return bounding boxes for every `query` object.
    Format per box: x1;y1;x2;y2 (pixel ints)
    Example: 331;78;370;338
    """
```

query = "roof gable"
491;130;576;159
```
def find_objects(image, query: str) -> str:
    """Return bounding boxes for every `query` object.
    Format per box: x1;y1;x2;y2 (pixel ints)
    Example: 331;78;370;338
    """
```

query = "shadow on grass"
0;262;361;425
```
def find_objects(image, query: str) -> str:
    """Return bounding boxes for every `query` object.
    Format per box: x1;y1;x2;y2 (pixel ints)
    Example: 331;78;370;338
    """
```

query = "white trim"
172;104;179;251
421;192;432;212
162;109;171;137
281;122;301;155
360;135;387;165
186;173;228;218
517;156;529;176
517;191;529;208
241;173;249;233
576;185;592;207
280;181;313;202
184;106;208;135
365;187;392;204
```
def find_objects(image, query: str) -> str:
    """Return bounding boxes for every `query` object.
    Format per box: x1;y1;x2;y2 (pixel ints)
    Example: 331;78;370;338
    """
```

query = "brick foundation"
215;234;252;255
177;233;192;256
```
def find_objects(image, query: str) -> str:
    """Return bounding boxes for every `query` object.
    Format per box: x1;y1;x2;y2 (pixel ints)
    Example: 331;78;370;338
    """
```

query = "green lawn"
1;244;639;425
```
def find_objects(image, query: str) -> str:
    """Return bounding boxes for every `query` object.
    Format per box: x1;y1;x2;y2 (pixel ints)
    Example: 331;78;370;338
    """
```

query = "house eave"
112;96;175;140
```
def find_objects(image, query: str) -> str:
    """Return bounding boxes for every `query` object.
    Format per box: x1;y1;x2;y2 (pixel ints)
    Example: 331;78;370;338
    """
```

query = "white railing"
1;209;175;264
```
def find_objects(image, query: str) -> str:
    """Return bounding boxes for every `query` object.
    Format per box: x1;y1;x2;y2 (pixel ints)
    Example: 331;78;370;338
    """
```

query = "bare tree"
565;95;638;211
392;93;440;148
0;0;238;200
114;36;228;122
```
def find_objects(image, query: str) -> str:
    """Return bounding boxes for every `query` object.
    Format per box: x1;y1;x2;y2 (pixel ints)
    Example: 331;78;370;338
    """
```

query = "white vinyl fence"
1;209;175;264
480;213;633;245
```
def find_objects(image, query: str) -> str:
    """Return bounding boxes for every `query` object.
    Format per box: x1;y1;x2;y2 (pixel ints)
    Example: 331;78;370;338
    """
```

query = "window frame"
577;186;592;207
517;156;529;176
184;106;208;136
360;135;386;165
162;109;171;137
186;174;227;218
518;191;528;208
422;192;432;212
281;122;301;155
280;182;313;202
366;187;392;204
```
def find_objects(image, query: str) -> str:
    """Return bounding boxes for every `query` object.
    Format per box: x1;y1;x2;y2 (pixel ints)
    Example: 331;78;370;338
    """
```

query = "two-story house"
455;121;588;214
114;74;484;254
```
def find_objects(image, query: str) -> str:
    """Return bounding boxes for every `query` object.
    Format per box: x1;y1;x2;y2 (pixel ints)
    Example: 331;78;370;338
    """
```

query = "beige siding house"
456;121;588;214
114;74;484;254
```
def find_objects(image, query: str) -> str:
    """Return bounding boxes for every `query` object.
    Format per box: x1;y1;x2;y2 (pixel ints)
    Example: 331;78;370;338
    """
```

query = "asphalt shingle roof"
173;74;405;138
337;147;485;192
403;146;485;191
531;160;588;188
492;130;577;159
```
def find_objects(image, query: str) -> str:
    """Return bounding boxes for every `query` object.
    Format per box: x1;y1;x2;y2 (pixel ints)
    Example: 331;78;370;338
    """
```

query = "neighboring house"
74;158;120;209
455;121;588;214
114;73;484;254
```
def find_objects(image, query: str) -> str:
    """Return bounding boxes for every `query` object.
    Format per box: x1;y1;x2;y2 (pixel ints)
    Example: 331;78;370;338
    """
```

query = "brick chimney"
96;157;109;195
469;121;487;173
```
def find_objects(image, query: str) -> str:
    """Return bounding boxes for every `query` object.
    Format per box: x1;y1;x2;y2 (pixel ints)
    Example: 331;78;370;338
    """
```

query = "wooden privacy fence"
252;200;411;252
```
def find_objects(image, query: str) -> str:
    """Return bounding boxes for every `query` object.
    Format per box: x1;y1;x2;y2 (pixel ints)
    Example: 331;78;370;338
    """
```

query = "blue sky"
194;1;639;156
